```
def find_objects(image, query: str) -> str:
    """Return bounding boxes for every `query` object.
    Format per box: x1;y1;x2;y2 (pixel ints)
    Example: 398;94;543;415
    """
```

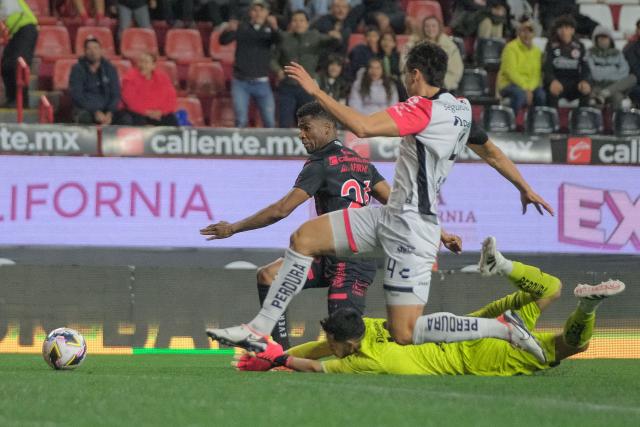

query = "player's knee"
256;265;273;286
289;228;314;256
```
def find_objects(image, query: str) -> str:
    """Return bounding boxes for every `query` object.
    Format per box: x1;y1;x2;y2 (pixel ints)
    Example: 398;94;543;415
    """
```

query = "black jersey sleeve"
369;162;386;186
467;121;488;145
293;159;326;196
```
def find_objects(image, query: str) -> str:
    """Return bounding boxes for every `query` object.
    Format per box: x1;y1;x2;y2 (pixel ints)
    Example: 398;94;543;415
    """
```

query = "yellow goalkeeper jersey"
320;314;556;376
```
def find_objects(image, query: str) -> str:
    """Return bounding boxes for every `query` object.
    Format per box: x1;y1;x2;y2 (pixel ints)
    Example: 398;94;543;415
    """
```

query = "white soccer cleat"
478;236;505;277
206;324;268;352
574;280;626;300
499;310;547;364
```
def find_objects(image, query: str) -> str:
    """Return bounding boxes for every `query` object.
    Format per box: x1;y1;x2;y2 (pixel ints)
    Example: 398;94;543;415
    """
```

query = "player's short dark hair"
296;101;336;127
405;41;447;88
320;308;366;342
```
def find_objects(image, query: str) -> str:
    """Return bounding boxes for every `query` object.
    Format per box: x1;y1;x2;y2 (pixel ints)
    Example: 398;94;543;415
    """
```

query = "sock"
493;250;513;275
412;312;510;344
249;248;313;335
257;283;290;349
467;291;534;318
507;261;561;299
563;306;596;348
577;297;605;314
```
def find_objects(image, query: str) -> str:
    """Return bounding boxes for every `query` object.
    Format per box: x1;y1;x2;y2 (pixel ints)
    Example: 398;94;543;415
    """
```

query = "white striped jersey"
385;90;473;218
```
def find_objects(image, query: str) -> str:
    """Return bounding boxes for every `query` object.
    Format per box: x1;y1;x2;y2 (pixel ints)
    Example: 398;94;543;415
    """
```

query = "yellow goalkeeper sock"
508;261;561;299
467;291;534;318
563;308;595;348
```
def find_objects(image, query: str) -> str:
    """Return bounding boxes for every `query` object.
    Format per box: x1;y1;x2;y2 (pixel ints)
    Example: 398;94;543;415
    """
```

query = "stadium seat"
52;58;77;91
569;107;604;135
618;6;640;36
347;33;366;53
474;38;505;71
613;108;640;137
406;1;444;25
525;106;560;134
209;96;235;127
165;29;205;64
208;30;236;82
459;68;489;97
111;59;133;82
177;97;205;126
482;105;516;132
75;26;116;57
120;28;160;59
35;26;73;60
156;59;179;89
580;4;614;30
187;61;226;95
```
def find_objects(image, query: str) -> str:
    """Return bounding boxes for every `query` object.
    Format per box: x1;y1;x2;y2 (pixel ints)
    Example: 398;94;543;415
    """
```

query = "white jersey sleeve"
385;92;472;217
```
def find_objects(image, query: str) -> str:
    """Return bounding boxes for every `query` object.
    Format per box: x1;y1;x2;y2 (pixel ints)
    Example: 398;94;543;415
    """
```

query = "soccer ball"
42;328;87;370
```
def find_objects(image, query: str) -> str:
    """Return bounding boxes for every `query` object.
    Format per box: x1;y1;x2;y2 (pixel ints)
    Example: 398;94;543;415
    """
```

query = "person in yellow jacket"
497;18;545;113
0;0;38;107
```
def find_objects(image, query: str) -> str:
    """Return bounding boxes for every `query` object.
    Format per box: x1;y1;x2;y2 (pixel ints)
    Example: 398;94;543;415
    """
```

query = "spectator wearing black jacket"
543;16;591;107
348;26;380;81
69;37;124;125
312;0;358;54
349;0;405;35
624;19;640;107
220;0;279;128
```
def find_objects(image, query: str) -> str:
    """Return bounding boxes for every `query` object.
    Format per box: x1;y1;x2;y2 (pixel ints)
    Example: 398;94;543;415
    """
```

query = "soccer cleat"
206;324;268;352
574;280;625;300
498;310;547;364
478;236;505;277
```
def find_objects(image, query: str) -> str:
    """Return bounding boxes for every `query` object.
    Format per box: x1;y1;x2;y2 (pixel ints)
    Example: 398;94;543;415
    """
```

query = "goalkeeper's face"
327;334;361;358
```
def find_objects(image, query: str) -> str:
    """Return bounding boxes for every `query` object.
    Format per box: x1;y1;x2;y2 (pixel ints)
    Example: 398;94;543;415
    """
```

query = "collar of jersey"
423;88;448;100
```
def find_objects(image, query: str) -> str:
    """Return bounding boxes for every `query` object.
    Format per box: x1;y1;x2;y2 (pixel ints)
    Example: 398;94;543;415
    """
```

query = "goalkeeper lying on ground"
234;236;625;376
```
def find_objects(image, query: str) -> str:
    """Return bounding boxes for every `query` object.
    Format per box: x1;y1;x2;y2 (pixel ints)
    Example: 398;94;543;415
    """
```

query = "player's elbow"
352;125;368;139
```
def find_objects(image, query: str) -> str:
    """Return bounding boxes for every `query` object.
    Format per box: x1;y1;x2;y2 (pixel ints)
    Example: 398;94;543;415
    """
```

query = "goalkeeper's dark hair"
320;308;366;342
404;41;448;88
296;101;337;127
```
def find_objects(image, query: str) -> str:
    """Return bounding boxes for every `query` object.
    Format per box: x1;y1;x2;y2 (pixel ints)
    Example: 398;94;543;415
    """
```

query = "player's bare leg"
207;215;336;351
554;279;625;361
386;305;424;344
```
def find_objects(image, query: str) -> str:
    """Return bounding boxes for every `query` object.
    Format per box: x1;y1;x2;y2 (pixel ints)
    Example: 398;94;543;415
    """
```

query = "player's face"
297;116;331;153
327;334;359;358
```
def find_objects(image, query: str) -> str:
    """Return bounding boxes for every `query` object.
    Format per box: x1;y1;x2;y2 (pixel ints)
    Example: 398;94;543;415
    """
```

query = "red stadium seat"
165;29;205;64
75;26;116;57
406;1;444;24
120;27;160;60
347;33;365;53
209;96;235;128
208;30;236;82
156;59;179;89
396;35;409;53
111;59;133;82
52;59;77;91
35;26;73;60
25;0;58;25
177;97;205;126
187;61;226;95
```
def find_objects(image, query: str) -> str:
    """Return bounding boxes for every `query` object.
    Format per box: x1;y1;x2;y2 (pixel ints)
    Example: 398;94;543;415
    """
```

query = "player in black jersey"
200;102;389;348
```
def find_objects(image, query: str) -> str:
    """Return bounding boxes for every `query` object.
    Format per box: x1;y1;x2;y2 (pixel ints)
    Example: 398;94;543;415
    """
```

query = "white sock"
412;312;510;344
249;248;313;335
495;250;513;275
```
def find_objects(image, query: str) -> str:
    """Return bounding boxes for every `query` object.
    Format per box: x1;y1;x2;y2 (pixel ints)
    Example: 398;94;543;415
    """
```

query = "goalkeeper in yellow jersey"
234;236;625;376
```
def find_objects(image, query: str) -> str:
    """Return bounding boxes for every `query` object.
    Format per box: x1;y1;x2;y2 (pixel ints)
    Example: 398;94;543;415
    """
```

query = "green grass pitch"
1;355;639;427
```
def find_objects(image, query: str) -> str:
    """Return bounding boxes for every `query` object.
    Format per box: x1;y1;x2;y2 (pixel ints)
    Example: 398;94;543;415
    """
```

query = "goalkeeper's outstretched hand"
233;352;273;372
256;339;291;368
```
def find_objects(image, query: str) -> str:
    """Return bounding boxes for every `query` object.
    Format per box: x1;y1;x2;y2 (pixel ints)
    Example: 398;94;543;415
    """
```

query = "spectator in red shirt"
121;52;178;126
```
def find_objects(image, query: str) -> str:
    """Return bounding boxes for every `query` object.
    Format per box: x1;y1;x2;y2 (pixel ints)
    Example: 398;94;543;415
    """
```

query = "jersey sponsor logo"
559;183;640;250
396;244;415;254
567;137;592;164
442;102;470;114
453;116;471;128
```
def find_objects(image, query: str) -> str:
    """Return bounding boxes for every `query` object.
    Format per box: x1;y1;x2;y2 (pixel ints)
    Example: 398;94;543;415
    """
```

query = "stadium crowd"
2;0;640;132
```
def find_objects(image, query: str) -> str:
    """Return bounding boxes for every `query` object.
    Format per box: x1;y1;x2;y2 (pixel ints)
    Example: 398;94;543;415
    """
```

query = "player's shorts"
460;301;557;376
328;205;440;306
303;256;376;315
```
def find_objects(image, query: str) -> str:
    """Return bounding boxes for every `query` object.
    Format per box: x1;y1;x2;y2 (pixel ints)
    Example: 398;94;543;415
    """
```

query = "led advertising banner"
0;156;638;253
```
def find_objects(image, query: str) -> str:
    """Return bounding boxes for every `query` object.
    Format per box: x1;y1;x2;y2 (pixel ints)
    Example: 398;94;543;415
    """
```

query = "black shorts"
303;256;376;315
